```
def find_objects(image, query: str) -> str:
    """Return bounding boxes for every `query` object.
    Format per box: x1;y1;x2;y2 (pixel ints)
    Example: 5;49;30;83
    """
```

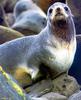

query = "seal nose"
56;7;61;12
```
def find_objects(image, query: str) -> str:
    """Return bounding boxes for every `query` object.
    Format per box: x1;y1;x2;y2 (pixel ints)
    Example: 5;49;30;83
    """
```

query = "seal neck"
47;17;76;43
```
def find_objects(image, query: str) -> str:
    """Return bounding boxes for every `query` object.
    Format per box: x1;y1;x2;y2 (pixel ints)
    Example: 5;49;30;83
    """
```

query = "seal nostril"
56;7;61;12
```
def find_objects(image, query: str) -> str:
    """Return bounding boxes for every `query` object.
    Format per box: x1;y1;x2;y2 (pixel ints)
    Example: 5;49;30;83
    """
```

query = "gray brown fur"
0;2;76;86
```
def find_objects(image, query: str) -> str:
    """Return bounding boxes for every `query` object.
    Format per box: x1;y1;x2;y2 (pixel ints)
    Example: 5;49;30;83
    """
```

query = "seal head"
47;2;75;42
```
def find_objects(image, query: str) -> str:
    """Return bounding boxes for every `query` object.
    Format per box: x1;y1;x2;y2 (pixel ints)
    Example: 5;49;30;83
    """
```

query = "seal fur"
0;2;76;87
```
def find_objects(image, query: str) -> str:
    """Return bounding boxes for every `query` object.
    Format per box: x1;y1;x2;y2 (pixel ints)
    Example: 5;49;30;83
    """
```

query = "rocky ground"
0;65;81;100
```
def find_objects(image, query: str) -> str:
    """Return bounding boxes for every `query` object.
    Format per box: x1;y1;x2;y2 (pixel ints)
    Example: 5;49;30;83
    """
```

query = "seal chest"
47;40;76;72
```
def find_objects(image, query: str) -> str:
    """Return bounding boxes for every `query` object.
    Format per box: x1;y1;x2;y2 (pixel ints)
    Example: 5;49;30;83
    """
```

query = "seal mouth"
53;13;67;28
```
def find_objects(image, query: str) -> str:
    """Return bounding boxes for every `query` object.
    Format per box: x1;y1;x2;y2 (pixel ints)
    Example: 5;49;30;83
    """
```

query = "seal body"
12;11;47;35
0;2;76;86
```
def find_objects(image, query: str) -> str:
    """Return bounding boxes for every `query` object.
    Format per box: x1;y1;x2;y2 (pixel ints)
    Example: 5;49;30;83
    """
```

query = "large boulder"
0;25;23;44
69;91;81;100
0;66;31;100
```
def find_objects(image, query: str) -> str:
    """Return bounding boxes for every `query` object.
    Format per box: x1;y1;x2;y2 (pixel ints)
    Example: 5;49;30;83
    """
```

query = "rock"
32;97;47;100
0;0;6;5
0;66;31;100
33;0;66;13
25;73;80;98
0;66;69;100
68;91;81;100
0;5;9;27
52;73;80;97
0;0;18;14
0;25;23;44
41;92;67;100
0;0;18;27
32;92;67;100
5;13;15;26
33;0;53;13
25;79;53;97
1;0;19;13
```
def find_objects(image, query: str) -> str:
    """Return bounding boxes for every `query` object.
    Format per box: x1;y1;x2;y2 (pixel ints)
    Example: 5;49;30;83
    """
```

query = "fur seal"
12;0;47;35
13;0;44;19
0;2;76;87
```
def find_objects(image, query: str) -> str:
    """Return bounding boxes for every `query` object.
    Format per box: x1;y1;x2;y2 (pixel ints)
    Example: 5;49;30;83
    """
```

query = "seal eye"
64;7;68;11
49;8;53;14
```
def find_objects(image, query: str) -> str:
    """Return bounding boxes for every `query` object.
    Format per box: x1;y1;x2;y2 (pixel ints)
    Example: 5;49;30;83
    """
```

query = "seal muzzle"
53;7;68;28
